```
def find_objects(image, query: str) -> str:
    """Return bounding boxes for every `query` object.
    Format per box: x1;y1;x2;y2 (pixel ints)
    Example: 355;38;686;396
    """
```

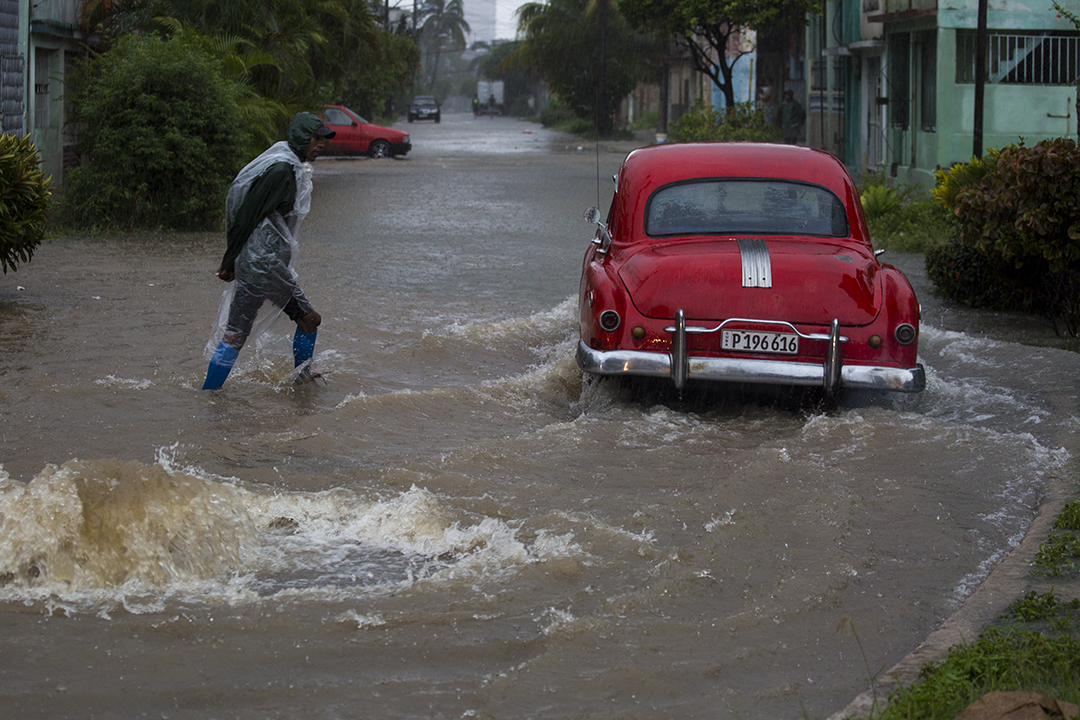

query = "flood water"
1;114;1078;720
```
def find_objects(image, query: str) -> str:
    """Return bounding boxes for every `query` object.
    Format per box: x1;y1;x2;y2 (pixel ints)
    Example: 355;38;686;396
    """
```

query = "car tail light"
598;310;621;332
894;323;916;345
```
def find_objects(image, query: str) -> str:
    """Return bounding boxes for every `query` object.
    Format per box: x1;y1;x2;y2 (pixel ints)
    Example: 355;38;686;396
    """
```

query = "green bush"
946;139;1080;273
670;99;781;143
59;34;248;232
539;101;578;128
860;184;900;219
926;139;1080;334
926;238;1037;311
931;150;999;213
630;109;659;131
0;133;50;272
858;173;954;253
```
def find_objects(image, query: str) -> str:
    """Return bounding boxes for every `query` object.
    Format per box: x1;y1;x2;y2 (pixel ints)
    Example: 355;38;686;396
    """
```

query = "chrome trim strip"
576;340;926;392
664;317;850;343
738;238;772;288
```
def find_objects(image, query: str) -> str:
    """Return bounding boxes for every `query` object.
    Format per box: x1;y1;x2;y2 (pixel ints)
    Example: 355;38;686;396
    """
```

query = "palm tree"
418;0;469;90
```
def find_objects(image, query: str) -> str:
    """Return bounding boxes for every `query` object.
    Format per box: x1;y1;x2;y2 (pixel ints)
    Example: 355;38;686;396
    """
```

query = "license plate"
721;329;799;354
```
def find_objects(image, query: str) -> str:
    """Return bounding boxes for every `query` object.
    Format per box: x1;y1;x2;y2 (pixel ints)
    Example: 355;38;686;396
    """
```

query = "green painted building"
816;0;1079;188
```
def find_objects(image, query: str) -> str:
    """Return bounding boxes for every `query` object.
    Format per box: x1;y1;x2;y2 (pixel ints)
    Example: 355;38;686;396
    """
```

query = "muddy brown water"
1;115;1078;719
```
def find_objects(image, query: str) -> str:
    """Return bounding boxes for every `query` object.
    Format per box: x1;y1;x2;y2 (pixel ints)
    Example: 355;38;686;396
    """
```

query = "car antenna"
595;135;601;210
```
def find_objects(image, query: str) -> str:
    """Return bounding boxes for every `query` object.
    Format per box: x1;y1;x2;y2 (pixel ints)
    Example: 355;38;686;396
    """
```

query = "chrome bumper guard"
576;310;925;393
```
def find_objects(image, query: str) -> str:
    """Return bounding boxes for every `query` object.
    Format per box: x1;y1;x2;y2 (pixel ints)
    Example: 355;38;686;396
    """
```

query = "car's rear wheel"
408;116;414;123
369;139;391;159
435;115;440;124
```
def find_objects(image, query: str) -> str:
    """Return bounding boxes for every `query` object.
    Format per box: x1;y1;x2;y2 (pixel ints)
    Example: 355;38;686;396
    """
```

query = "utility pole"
597;0;610;138
973;0;988;158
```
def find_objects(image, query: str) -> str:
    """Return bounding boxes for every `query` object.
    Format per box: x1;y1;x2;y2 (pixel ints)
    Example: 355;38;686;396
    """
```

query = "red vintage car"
577;142;924;396
319;105;411;158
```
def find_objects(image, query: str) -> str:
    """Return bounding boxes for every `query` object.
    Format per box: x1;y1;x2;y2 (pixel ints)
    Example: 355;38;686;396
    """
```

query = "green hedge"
927;139;1080;335
0;133;50;273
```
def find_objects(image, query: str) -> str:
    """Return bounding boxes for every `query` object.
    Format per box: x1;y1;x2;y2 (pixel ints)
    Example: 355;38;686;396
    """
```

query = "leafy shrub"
630;109;659;131
859;173;954;253
539;100;578;128
860;184;899;219
931;150;999;213
670;99;782;143
0;133;50;273
926;238;1037;311
551;117;595;135
59;34;248;232
946;139;1080;272
927;139;1080;334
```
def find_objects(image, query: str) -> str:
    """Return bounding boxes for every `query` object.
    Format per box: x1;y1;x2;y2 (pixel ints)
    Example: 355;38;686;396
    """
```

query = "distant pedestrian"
758;86;776;126
780;90;805;145
201;112;333;390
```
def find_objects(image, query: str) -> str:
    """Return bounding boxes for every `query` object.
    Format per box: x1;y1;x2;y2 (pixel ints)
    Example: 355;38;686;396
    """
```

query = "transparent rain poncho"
204;141;314;360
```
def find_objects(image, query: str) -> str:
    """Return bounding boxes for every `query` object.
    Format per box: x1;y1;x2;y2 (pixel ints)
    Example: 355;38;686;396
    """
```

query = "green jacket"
220;112;324;272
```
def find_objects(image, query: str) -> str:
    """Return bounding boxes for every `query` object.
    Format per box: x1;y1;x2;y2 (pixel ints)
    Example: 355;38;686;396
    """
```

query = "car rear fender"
878;265;921;366
580;261;629;352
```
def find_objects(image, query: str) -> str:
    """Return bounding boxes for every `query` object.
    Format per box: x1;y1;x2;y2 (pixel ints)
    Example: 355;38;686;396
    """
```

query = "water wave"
0;458;588;614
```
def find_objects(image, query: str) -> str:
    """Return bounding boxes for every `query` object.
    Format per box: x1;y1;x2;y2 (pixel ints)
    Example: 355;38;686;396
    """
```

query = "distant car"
319;105;411;158
408;96;441;123
577;142;925;397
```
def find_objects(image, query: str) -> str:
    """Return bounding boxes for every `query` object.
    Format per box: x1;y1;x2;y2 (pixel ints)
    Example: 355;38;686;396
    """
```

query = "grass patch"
1033;499;1080;577
1053;498;1080;531
874;623;1080;720
1034;533;1080;577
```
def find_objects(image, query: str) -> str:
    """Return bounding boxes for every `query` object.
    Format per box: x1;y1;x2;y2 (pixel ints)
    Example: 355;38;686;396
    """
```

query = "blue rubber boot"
202;342;239;390
293;328;317;369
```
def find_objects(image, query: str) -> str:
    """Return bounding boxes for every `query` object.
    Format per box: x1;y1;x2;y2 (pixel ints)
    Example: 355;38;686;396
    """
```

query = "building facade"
0;0;92;185
827;0;1079;187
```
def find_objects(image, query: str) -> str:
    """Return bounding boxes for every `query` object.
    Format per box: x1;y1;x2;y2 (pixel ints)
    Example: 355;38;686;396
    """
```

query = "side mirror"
583;206;611;254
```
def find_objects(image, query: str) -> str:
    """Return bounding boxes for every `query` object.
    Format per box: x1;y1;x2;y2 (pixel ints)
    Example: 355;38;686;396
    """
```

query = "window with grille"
34;48;50;129
956;30;1080;85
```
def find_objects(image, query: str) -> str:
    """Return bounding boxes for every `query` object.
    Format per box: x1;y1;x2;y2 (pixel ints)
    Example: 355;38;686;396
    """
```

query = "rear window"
646;179;849;237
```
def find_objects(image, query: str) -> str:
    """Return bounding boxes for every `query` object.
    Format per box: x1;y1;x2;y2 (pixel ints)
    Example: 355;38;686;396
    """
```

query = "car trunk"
618;238;882;326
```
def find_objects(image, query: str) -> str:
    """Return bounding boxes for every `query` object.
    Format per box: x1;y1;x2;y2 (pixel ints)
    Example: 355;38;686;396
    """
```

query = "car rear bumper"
576;340;925;393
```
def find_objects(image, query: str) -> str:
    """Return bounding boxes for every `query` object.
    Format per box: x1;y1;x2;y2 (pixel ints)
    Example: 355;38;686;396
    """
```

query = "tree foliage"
83;0;413;122
619;0;821;108
332;29;420;119
0;134;50;272
517;0;660;130
60;34;248;231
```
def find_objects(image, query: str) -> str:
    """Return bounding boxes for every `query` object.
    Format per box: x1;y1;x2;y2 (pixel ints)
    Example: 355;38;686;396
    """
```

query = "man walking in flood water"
201;112;334;390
